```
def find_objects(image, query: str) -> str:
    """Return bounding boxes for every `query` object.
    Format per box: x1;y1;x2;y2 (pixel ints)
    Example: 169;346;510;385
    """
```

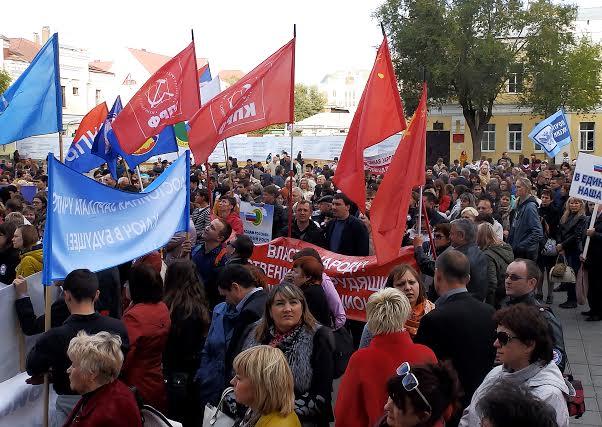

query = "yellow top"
255;412;301;427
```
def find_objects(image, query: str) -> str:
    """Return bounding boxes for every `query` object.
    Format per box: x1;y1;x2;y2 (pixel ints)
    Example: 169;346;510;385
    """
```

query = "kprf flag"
117;126;179;170
333;36;406;213
188;38;295;163
42;151;190;284
370;82;427;265
65;103;108;173
92;97;123;178
0;33;62;145
113;42;200;154
528;110;572;158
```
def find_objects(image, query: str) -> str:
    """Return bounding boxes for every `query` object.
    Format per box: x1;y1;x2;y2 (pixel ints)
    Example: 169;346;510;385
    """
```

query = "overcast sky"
2;0;600;85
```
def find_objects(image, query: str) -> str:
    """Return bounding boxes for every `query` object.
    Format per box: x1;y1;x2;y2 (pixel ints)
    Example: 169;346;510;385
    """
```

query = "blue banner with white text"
528;110;572;159
42;151;190;284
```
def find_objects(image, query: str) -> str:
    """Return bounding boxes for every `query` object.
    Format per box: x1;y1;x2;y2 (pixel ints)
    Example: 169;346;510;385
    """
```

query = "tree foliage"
376;0;602;160
294;83;327;122
0;69;11;95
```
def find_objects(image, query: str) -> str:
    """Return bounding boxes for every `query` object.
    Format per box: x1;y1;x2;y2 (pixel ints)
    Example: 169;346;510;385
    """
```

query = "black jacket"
300;283;331;327
556;213;586;256
15;296;70;336
324;215;369;256
95;267;122;319
501;292;566;372
271;203;289;237
0;247;20;285
414;291;496;408
225;289;268;374
26;312;129;395
446;243;488;301
278;220;326;247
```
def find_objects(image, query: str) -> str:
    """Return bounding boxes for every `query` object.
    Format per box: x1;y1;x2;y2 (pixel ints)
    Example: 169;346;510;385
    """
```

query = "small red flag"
72;102;108;144
370;82;427;265
333;37;406;213
188;38;295;164
112;42;200;154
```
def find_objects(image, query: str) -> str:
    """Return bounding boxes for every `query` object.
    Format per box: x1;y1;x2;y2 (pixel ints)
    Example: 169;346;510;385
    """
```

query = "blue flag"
114;125;179;170
0;33;62;145
42;151;190;284
528;110;572;158
92;97;122;178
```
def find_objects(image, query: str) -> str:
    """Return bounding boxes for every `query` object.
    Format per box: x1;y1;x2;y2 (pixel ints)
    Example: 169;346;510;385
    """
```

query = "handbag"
332;326;354;378
576;264;589;305
549;256;576;284
541;238;558;256
203;387;236;427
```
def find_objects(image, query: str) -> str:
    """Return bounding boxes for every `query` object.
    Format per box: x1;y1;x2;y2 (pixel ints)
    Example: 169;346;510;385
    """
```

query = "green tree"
0;69;11;95
294;83;327;122
376;0;602;160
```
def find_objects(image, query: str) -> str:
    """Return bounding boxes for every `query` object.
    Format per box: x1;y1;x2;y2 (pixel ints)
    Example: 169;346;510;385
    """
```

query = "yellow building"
425;93;602;166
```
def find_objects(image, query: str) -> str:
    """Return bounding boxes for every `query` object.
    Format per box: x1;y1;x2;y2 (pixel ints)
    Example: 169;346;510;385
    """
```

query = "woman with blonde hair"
335;288;437;427
231;345;301;426
477;222;514;308
63;331;142;427
555;196;586;308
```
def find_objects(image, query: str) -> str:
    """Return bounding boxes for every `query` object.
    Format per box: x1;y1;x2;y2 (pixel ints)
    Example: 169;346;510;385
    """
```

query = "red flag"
72;102;108;143
188;38;295;163
333;37;406;213
370;82;427;265
112;42;200;154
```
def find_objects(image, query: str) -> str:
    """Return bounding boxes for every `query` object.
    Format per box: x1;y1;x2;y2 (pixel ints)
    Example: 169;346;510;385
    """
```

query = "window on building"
481;124;495;152
96;89;101;105
72;87;79;96
580;122;595;151
61;86;66;108
507;64;524;94
508;123;522;151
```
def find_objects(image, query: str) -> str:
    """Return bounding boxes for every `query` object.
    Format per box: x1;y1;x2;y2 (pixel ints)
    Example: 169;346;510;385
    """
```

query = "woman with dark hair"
32;194;47;236
122;264;171;412
460;304;573;426
0;222;20;284
215;195;243;235
291;256;331;326
360;264;435;348
162;260;210;425
242;283;335;427
376;361;462;427
433;180;450;213
13;224;42;277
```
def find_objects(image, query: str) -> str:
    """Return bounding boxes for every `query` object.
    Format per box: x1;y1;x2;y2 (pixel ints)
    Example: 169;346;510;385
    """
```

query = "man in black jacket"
324;193;369;256
25;269;129;427
217;264;267;378
501;259;567;371
448;218;488;301
279;200;326;247
414;250;496;425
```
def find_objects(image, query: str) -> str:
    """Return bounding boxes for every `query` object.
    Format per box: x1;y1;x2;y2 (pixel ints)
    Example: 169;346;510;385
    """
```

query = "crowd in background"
2;146;595;427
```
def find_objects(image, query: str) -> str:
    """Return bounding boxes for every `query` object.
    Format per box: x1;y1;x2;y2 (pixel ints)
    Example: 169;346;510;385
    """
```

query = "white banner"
569;152;602;204
0;372;57;427
16;135;73;161
364;151;395;174
239;202;274;244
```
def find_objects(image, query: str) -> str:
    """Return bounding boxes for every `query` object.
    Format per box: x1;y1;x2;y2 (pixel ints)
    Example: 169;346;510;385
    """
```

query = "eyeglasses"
396;362;432;412
504;273;526;281
495;331;519;346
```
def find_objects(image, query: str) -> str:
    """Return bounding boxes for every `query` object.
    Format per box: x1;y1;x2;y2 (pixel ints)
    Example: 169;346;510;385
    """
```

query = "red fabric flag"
188;39;295;164
333;37;406;213
112;42;200;154
370;82;427;265
72;102;108;143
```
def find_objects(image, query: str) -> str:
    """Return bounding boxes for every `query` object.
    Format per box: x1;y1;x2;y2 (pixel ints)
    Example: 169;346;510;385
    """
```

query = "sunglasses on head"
396;362;432;412
495;331;519;346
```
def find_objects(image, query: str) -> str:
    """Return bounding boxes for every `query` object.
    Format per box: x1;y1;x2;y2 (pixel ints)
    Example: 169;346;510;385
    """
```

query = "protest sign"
239;201;274;244
528;110;571;158
569;152;602;204
0;372;57;427
43;151;190;283
364;151;394;174
249;237;416;321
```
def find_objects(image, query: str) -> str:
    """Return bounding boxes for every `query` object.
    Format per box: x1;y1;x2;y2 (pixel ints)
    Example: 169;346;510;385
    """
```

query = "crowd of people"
3;148;595;426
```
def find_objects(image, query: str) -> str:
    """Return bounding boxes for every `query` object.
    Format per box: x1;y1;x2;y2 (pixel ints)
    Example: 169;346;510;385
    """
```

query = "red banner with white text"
249;237;416;322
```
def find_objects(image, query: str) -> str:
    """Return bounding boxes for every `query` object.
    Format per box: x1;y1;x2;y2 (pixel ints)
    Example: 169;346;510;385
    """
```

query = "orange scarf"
406;299;435;338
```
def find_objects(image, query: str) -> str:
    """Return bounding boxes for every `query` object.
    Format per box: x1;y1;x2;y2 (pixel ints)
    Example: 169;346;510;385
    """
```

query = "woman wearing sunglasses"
377;361;462;427
336;288;437;427
459;304;573;427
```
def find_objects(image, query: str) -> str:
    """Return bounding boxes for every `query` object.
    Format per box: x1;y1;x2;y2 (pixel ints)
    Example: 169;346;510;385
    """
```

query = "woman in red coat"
122;264;171;412
335;288;437;427
64;331;142;427
214;195;244;235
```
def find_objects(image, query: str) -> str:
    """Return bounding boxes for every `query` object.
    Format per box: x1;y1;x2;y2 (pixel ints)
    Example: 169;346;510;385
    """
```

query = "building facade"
318;69;369;111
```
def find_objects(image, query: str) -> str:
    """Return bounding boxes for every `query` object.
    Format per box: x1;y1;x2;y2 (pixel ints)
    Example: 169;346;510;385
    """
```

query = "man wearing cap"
312;195;333;227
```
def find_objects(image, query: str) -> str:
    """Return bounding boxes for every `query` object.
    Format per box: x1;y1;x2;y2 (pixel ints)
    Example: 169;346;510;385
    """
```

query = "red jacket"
226;211;244;235
335;331;437;427
63;379;142;427
122;302;171;412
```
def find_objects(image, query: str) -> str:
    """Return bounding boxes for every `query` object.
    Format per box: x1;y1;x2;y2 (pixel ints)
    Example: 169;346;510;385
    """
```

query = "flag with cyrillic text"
65;103;108;173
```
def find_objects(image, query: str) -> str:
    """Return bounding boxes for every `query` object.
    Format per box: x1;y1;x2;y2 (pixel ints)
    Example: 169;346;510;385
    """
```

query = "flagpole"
136;166;145;191
417;69;427;240
224;138;231;174
287;24;296;239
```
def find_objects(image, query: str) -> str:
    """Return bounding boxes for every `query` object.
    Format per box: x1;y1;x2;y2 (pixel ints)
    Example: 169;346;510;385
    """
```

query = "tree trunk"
462;107;492;162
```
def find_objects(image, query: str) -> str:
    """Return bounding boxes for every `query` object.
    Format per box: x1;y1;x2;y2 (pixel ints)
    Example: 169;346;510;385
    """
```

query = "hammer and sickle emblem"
147;79;175;109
